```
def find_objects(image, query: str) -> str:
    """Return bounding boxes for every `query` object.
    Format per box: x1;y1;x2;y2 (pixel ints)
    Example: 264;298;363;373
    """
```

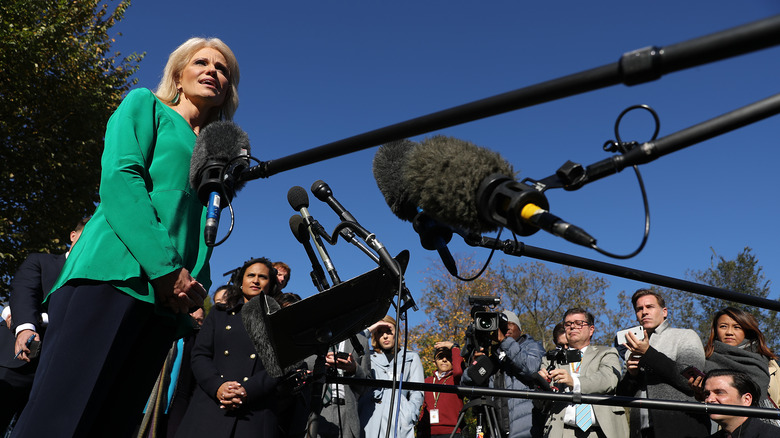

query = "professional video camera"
535;346;583;392
462;296;508;386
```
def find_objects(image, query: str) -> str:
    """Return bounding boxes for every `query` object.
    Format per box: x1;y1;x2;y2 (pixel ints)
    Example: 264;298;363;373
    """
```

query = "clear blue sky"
112;1;780;329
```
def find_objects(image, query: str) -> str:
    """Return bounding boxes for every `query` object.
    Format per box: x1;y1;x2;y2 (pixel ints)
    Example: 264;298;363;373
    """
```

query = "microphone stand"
239;15;780;179
462;233;780;312
315;220;418;313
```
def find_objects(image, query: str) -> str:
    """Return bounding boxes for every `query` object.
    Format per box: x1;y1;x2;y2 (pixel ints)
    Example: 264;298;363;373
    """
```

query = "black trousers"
0;362;35;431
11;282;177;438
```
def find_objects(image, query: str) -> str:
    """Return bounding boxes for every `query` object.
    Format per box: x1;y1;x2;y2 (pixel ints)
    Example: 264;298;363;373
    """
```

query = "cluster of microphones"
189;121;597;281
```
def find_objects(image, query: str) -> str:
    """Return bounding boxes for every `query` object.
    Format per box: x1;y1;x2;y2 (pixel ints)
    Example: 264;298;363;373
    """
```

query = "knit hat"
502;310;521;330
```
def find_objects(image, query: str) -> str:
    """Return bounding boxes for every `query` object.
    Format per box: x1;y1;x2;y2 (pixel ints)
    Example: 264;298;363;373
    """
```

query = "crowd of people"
2;35;778;438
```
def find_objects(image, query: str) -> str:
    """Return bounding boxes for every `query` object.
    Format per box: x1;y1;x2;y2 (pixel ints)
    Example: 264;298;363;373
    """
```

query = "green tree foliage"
408;256;613;376
0;0;142;299
409;256;502;376
497;261;614;348
661;247;779;351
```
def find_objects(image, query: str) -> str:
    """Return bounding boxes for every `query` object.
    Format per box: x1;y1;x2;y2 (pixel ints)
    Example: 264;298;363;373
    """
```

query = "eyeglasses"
563;320;590;329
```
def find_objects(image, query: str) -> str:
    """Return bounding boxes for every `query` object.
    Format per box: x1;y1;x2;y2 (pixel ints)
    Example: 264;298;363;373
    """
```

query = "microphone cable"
590;104;659;259
208;154;262;247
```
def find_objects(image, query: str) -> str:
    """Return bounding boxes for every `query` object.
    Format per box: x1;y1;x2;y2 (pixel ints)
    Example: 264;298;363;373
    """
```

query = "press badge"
430;409;440;424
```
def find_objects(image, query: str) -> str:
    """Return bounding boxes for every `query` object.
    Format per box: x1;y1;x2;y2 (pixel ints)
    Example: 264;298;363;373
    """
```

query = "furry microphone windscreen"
372;139;420;222
189;120;251;191
403;135;515;233
241;294;297;378
287;186;310;211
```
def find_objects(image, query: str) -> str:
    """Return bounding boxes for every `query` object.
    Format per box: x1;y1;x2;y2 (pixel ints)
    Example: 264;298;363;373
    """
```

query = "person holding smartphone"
308;333;372;438
688;307;780;426
615;289;709;438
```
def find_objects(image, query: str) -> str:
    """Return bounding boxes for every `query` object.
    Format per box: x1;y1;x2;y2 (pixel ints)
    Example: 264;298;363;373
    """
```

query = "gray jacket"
616;320;709;438
309;335;372;438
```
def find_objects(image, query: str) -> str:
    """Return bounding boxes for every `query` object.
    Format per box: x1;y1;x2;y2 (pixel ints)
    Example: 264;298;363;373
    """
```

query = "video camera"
462;296;508;386
535;346;583;392
545;346;582;366
462;296;507;358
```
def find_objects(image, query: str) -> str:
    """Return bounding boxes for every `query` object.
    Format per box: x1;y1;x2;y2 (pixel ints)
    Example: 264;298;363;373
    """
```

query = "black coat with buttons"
175;301;280;438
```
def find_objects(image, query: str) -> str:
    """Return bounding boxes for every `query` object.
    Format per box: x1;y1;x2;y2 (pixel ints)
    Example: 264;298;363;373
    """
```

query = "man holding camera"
615;289;709;438
462;310;544;438
538;308;628;438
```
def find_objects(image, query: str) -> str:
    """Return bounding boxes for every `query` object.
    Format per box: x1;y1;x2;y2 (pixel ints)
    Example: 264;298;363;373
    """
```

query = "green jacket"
50;88;212;317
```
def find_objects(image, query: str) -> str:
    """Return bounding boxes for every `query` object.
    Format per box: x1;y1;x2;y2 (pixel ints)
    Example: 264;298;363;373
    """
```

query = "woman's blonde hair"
155;37;240;121
371;315;398;351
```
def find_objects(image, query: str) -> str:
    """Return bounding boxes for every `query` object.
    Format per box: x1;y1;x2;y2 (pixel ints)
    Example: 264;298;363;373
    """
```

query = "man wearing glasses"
538;308;628;438
616;289;709;438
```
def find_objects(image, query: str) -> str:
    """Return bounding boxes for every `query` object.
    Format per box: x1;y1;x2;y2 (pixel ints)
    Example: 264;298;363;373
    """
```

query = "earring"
172;89;181;104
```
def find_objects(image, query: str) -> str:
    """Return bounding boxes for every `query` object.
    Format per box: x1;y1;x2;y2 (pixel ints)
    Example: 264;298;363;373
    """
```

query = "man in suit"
616;289;709;438
0;218;88;431
313;334;372;438
538;308;628;438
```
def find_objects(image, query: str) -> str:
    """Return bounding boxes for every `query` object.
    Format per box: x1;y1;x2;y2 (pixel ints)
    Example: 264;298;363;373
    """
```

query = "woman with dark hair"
690;307;779;416
176;257;281;437
359;315;424;438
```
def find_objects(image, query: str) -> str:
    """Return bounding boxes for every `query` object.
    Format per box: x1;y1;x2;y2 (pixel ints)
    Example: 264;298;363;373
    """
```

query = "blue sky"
113;1;780;329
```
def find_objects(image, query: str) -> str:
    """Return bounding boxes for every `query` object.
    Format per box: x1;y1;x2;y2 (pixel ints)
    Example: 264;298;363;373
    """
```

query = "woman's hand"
14;329;39;363
152;268;207;313
367;320;393;334
216;381;246;409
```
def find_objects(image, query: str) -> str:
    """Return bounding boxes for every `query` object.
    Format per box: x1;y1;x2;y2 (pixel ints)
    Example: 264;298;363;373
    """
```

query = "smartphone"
335;352;350;361
13;333;36;360
616;326;645;345
681;365;706;380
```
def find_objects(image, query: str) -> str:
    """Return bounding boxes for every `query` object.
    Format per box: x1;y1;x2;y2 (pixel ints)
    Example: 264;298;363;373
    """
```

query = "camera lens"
477;316;493;330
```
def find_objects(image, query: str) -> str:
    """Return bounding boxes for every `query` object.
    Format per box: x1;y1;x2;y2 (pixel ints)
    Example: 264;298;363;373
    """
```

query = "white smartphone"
616;326;645;345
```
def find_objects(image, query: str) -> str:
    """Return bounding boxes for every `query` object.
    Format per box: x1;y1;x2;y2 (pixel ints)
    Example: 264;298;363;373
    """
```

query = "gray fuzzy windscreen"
189;120;251;191
372;139;420;222
241;294;297;378
403;135;514;233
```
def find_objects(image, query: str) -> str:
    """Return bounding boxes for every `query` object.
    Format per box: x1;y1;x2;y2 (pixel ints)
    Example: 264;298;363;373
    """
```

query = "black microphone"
189;121;250;246
311;180;401;280
400;135;596;248
373;140;459;275
287;186;341;285
289;215;329;292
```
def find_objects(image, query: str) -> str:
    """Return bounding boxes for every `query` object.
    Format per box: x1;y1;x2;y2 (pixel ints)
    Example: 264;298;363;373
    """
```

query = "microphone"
373;140;459;275
289;215;329;292
400;135;596;248
311;180;401;280
519;202;596;248
189;121;250;246
287;186;341;285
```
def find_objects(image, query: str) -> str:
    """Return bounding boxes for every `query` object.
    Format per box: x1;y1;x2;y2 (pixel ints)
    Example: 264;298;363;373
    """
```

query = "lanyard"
432;373;451;407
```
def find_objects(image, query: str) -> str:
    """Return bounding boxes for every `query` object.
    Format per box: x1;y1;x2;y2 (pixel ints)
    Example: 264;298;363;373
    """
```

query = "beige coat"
541;345;629;438
768;359;780;406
